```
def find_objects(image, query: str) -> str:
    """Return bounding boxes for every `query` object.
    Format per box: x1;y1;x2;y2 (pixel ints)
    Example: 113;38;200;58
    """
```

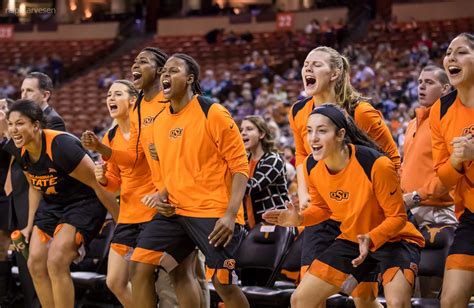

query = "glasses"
157;67;181;75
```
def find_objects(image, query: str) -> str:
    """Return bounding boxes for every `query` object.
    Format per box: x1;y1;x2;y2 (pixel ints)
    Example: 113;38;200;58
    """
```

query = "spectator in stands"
200;69;217;96
241;115;288;229
272;82;288;103
98;68;118;89
240;30;254;43
264;104;424;308
205;28;224;44
400;65;456;228
0;80;16;98
6;100;117;308
50;53;63;85
36;56;50;75
215;70;233;97
284;59;302;81
222;91;239;115
304;18;320;35
21;72;65;131
430;32;474;308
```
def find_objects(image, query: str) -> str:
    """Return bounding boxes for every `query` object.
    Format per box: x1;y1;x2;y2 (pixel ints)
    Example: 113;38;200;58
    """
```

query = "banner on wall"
0;25;14;40
276;13;294;31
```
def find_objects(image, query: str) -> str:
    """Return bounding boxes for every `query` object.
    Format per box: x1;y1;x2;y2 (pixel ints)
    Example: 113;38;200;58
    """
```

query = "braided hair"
133;47;168;167
170;53;203;95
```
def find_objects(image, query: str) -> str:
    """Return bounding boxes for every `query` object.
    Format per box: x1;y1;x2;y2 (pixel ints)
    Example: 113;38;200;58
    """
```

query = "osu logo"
330;190;349;201
223;259;236;270
462;125;474;136
142;116;154;127
169;128;183;139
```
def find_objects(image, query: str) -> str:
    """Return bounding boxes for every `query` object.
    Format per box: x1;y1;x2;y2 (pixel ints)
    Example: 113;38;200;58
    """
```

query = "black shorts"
0;200;10;231
446;208;474;271
34;198;107;249
309;239;421;295
301;219;341;268
131;214;245;285
111;222;148;259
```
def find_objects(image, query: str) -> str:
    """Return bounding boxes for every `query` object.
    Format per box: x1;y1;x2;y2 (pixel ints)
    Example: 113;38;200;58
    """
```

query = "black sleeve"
51;134;86;174
46;114;66;131
246;153;285;196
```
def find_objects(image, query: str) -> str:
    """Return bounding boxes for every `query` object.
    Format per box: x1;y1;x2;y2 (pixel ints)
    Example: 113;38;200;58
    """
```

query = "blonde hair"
312;46;366;113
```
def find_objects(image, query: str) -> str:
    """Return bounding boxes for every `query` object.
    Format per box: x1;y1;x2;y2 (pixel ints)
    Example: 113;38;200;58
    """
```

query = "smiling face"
160;57;193;100
131;51;160;90
240;119;264;151
106;82;134;120
7;111;39;148
307;113;344;161
301;50;337;97
443;35;474;88
417;70;447;107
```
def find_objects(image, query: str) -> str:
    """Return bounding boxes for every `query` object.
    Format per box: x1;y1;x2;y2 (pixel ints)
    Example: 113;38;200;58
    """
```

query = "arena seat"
411;223;456;307
209;223;295;307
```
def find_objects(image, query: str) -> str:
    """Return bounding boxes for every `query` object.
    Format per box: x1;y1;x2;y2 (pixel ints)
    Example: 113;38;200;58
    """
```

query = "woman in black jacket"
240;115;288;229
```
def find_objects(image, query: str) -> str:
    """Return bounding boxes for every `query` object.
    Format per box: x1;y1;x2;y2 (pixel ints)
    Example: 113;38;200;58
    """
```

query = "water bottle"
11;230;29;260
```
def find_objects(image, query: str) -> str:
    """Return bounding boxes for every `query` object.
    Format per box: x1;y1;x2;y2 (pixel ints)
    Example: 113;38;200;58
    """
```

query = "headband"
311;104;348;130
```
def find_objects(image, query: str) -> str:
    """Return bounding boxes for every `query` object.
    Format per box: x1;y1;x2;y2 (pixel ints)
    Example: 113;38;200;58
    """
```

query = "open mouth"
108;103;118;112
448;66;462;76
132;72;142;84
12;135;23;144
305;76;316;88
418;92;426;99
312;144;323;153
242;137;250;144
162;79;171;94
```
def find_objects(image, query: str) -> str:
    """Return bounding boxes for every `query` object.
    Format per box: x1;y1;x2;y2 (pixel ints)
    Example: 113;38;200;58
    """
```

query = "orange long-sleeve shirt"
101;125;157;224
400;107;453;206
289;98;400;169
302;144;424;251
152;95;248;223
108;92;167;191
429;90;474;216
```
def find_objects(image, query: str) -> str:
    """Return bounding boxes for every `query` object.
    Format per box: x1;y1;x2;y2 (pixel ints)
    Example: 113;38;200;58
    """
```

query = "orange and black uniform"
107;92;167;191
429;90;474;272
131;95;249;285
0;140;10;231
17;130;106;250
289;97;401;295
303;144;424;294
100;125;158;258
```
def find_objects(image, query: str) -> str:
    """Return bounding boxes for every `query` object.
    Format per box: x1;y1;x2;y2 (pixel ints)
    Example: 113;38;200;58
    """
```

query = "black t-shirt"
18;130;97;205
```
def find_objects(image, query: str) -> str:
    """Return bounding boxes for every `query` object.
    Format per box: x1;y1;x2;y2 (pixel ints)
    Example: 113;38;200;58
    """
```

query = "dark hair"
133;47;169;169
141;47;168;69
456;32;474;48
421;65;450;86
7;99;46;128
243;115;277;153
112;79;139;99
310;103;382;152
170;53;203;95
25;72;53;102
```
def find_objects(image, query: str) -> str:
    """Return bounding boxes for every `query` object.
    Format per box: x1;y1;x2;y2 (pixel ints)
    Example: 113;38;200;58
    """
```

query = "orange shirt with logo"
429;90;474;216
302;144;424;251
101;125;157;224
152;95;248;223
108;92;167;191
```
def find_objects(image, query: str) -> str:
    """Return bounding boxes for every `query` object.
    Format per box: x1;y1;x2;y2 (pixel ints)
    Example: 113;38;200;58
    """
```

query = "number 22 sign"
276;13;294;31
